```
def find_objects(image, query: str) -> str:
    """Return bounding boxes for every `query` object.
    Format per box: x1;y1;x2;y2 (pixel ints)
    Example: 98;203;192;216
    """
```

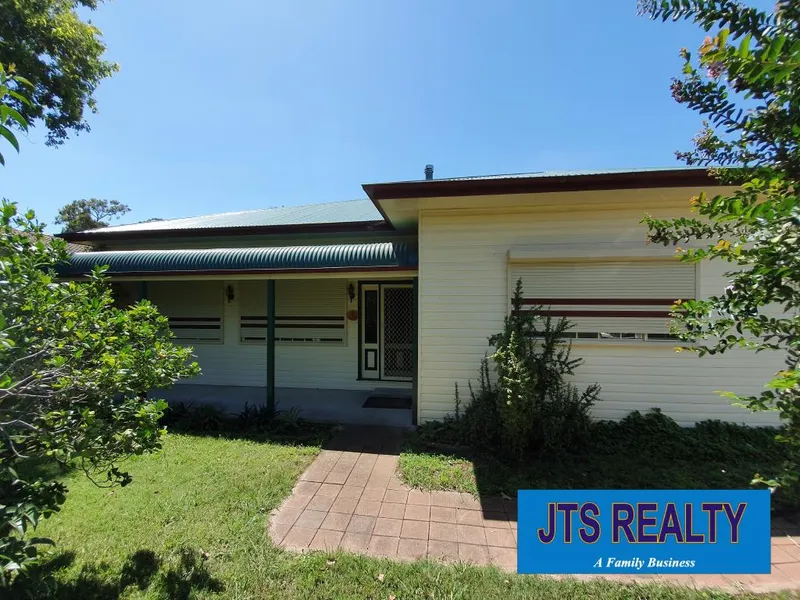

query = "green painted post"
140;281;148;300
267;279;276;411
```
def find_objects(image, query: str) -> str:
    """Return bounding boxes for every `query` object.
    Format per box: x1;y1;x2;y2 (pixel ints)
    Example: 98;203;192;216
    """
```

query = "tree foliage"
0;203;200;584
0;64;32;166
640;1;800;488
0;60;198;583
55;198;130;232
0;0;118;145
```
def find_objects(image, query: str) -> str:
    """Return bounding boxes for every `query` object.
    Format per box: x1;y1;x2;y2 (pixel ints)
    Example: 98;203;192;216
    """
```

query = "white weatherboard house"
59;167;779;428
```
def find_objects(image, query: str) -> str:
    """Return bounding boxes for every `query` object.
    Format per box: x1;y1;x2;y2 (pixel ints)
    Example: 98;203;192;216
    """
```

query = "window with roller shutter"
509;261;696;342
238;280;347;346
147;281;224;343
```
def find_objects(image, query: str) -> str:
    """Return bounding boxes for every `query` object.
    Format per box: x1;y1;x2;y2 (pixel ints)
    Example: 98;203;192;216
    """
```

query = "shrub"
590;409;787;466
235;402;280;431
1;203;200;584
457;279;599;458
161;402;227;433
416;416;463;447
460;362;501;450
160;401;330;442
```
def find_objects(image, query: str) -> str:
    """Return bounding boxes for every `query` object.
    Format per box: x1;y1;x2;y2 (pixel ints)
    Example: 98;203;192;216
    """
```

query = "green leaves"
0;201;200;583
0;1;118;145
0;63;33;166
643;0;800;493
737;33;752;58
482;279;599;458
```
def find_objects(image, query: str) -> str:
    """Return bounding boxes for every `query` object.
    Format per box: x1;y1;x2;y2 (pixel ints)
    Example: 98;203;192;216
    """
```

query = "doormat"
362;395;412;409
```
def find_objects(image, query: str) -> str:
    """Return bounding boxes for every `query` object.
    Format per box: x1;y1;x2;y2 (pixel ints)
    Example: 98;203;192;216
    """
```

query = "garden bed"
399;409;797;511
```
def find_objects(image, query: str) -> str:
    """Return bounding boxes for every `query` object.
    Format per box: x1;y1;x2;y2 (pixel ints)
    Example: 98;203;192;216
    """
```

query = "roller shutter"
509;261;696;341
239;280;346;345
148;281;224;343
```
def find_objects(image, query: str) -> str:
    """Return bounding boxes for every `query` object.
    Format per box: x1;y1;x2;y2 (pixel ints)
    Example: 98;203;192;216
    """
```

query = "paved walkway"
269;425;800;593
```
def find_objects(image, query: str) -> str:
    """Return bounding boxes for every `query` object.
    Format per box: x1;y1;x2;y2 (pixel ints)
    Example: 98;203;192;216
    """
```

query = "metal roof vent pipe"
424;164;434;180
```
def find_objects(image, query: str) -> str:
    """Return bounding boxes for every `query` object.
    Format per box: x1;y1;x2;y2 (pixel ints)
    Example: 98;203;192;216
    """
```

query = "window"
363;289;378;344
147;281;223;343
510;261;695;343
238;280;346;345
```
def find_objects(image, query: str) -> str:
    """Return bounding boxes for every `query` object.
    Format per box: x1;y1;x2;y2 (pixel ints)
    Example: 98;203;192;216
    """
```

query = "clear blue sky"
2;1;721;230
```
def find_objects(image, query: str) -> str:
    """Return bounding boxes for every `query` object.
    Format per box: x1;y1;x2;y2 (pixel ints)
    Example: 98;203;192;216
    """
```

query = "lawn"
9;429;793;599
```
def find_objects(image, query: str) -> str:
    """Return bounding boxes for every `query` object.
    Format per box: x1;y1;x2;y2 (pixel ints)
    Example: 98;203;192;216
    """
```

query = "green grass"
10;432;793;599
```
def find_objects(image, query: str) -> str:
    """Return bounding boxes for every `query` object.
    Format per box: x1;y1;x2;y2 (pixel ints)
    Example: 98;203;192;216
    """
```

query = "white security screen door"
359;282;414;381
380;284;414;381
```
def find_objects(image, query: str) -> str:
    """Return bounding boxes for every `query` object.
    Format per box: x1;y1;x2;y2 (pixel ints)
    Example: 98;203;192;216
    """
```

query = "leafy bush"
161;401;329;442
448;279;600;458
1;204;200;585
590;409;786;465
161;402;227;433
416;416;463;448
236;402;304;433
235;402;279;431
459;361;501;450
407;408;795;507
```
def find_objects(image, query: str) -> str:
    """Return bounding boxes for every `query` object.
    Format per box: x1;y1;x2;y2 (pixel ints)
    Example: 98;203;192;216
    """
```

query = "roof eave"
58;220;390;242
362;168;717;201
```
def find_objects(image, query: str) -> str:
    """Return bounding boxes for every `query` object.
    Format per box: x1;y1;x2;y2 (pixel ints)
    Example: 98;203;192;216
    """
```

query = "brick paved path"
269;425;800;593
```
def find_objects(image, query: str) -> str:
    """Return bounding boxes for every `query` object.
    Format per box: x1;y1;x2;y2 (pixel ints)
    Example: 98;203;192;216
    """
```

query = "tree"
0;0;118;146
639;1;800;490
55;198;130;232
1;203;200;584
0;70;200;584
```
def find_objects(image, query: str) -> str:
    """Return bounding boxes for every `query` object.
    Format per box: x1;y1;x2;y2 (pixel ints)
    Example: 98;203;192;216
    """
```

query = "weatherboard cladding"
59;242;417;276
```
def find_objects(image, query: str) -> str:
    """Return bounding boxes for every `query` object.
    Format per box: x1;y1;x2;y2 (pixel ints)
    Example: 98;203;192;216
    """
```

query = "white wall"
147;279;410;392
417;202;780;427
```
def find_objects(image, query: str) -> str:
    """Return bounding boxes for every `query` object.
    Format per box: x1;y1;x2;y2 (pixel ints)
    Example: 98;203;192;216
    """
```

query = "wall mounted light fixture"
225;284;235;303
347;283;355;302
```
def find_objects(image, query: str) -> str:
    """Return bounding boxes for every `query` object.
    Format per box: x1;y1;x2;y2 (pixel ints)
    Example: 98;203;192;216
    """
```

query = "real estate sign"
517;490;770;574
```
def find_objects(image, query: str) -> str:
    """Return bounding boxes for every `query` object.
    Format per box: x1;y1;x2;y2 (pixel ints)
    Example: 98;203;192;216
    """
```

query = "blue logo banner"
517;490;770;574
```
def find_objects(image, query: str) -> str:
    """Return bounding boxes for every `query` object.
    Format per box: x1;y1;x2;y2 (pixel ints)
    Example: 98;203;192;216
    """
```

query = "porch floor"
156;384;413;428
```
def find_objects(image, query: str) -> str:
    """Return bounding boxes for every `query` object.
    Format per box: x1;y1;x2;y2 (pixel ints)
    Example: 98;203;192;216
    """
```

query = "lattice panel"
382;287;414;378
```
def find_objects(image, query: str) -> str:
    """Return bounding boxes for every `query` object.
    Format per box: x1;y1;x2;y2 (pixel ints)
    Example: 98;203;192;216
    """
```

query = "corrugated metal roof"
58;242;417;276
365;166;700;185
72;199;383;235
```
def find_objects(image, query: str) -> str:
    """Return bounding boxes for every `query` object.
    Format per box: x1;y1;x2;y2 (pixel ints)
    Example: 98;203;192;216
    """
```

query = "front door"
359;282;414;381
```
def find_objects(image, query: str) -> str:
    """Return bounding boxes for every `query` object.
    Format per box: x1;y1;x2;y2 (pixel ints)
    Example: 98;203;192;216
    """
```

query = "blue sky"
3;1;720;230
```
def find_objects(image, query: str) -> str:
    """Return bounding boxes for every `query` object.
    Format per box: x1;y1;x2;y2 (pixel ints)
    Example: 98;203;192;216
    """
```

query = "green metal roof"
58;242;417;276
65;199;384;237
364;166;705;185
